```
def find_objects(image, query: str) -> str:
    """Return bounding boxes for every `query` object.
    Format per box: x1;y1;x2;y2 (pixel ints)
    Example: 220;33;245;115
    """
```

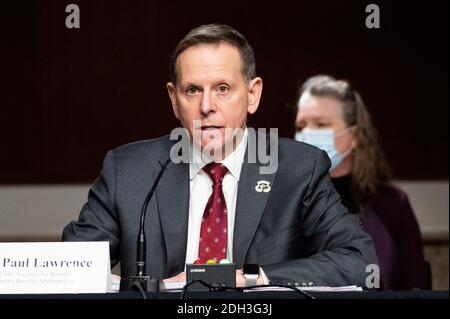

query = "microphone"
120;157;171;293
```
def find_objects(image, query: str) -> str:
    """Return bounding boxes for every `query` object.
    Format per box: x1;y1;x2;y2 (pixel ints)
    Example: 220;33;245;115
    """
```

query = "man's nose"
200;91;216;115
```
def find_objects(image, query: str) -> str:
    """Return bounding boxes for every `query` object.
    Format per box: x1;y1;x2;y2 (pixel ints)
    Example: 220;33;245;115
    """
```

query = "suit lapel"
155;158;190;276
233;132;278;266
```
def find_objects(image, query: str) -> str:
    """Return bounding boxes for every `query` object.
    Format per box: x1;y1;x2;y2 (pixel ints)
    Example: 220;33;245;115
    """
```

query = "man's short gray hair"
169;23;256;84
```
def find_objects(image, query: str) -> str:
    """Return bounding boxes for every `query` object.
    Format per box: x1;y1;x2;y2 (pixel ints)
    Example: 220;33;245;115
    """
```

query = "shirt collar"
189;128;248;181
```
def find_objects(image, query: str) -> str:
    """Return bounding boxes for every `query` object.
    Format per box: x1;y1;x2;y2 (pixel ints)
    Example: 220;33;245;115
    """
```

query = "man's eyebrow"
181;79;234;87
215;77;233;84
181;82;200;88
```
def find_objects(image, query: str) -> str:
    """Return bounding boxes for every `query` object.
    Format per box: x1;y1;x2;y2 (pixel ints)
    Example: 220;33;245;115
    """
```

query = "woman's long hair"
298;75;392;204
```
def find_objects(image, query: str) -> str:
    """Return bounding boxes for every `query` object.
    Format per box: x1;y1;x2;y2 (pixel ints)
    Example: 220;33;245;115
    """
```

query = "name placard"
0;242;111;294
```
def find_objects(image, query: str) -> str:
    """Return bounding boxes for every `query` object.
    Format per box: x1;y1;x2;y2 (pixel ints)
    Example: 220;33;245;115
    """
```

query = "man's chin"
191;134;237;160
197;138;242;161
200;140;225;159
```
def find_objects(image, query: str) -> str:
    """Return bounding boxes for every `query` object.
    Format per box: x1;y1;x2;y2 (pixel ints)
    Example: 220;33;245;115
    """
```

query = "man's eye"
217;85;230;94
186;87;198;95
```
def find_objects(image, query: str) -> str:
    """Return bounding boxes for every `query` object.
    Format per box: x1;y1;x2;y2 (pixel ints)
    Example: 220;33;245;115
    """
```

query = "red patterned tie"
198;163;229;263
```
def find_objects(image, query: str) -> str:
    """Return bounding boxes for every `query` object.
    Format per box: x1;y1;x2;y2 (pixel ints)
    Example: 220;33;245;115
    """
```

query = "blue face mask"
295;128;353;172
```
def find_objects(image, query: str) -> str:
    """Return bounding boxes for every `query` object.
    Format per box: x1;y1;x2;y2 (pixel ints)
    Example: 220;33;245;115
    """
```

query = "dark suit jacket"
63;133;378;287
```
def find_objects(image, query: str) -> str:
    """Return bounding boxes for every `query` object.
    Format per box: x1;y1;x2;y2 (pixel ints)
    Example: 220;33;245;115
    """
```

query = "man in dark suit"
63;24;377;287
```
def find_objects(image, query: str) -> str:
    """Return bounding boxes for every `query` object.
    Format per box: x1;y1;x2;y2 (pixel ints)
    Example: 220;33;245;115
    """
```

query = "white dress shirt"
183;128;269;284
185;128;248;265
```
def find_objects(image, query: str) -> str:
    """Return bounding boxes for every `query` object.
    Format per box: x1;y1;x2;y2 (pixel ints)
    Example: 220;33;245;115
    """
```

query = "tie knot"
203;163;228;185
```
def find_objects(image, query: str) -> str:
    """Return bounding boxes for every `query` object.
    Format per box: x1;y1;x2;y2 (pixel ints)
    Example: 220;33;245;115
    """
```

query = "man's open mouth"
201;125;222;131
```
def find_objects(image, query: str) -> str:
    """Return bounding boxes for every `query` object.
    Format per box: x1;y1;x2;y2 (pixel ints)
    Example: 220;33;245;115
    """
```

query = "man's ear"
167;82;179;119
247;77;263;114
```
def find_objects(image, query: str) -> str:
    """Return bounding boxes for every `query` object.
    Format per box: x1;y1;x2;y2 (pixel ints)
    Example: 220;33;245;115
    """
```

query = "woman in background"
294;75;429;290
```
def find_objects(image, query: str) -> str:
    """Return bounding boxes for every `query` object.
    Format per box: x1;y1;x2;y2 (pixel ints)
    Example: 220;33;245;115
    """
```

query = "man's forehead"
176;43;243;83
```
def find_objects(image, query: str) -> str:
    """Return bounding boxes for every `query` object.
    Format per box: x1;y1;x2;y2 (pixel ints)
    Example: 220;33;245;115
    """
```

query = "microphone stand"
120;158;171;293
